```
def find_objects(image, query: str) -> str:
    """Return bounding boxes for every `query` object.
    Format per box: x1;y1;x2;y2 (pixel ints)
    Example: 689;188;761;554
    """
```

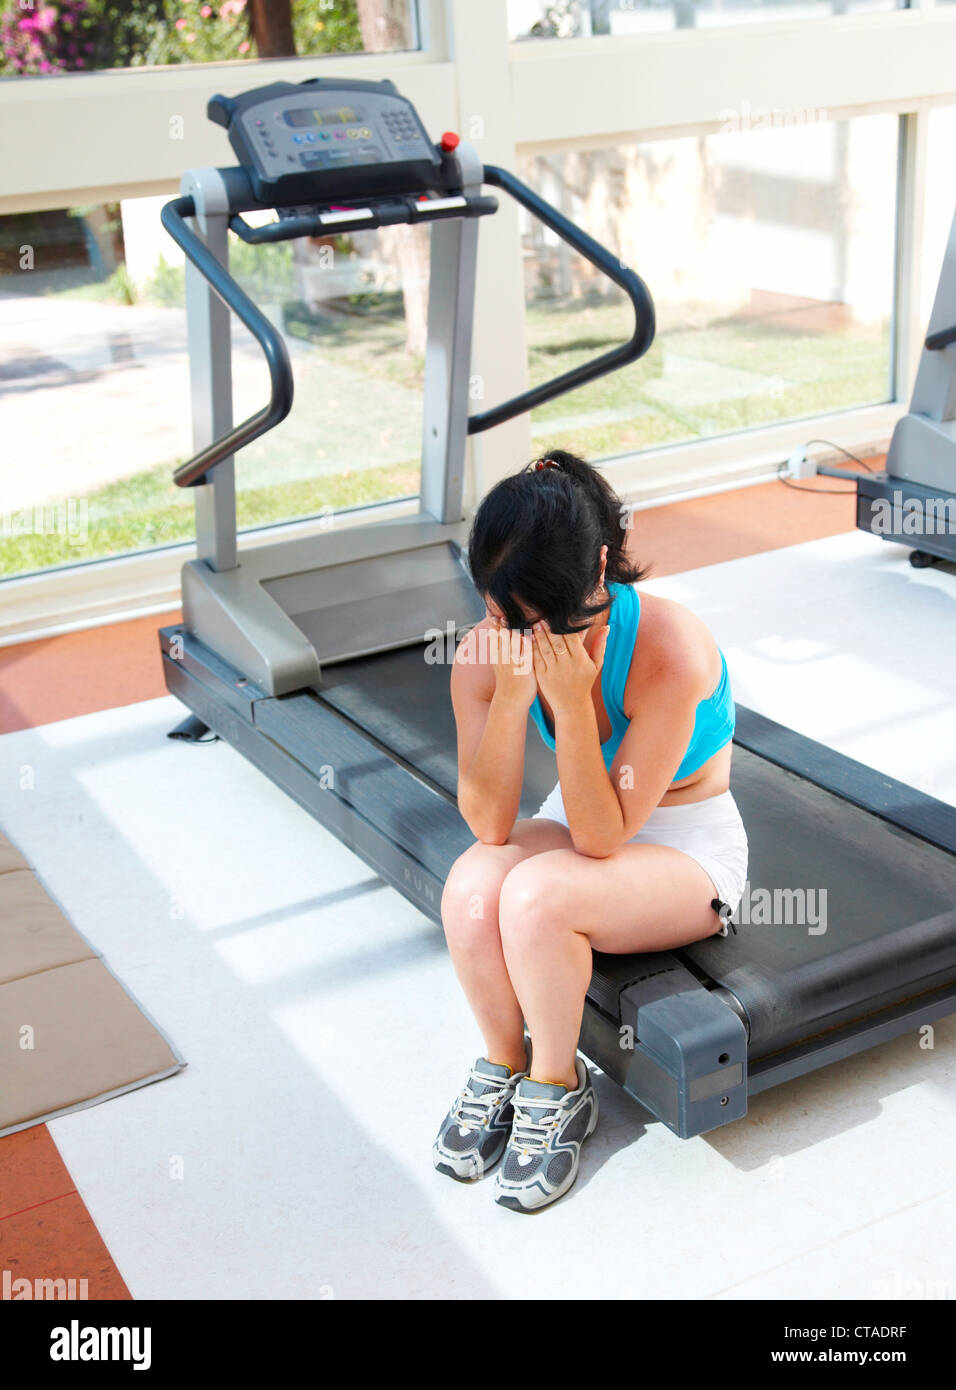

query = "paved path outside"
0;293;425;512
1;290;808;516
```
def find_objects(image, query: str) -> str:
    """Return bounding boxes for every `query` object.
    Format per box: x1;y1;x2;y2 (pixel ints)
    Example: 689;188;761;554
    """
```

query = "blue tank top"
528;580;735;780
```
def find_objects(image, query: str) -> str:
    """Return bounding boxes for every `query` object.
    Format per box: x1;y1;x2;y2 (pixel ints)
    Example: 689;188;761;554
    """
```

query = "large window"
518;113;899;461
0;0;418;77
0;196;428;578
508;0;902;39
3;0;953;601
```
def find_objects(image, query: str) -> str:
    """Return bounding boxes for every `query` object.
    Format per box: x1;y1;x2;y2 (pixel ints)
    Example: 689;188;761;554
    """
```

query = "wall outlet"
783;447;816;480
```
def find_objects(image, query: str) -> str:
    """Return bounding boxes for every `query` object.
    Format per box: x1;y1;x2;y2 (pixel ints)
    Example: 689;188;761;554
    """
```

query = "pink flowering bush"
0;1;95;74
0;0;365;74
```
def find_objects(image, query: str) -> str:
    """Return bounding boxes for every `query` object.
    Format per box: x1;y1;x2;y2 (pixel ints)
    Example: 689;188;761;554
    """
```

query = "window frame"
2;0;956;634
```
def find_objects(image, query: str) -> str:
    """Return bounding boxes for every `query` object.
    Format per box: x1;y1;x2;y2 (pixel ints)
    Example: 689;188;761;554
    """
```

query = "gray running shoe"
433;1051;530;1182
493;1056;598;1212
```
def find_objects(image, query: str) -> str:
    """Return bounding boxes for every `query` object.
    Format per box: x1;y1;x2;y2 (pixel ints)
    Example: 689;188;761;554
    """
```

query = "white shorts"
532;784;750;923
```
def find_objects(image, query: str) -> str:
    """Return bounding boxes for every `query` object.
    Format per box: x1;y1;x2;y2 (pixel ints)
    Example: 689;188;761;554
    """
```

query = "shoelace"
451;1071;515;1130
509;1097;562;1153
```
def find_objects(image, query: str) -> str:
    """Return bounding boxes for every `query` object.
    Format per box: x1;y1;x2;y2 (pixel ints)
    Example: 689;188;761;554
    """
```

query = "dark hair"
467;449;652;635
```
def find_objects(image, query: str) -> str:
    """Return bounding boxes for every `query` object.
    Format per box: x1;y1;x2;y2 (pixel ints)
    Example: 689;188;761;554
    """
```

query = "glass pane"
509;0;901;39
230;218;427;531
0;0;418;77
921;105;956;327
517;113;898;461
0;197;192;578
0;196;426;578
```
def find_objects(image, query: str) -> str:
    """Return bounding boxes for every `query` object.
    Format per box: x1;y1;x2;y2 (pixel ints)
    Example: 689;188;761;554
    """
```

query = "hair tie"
534;458;560;471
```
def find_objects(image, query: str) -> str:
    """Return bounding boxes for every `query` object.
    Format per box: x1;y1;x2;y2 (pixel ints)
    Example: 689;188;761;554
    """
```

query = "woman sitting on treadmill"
433;450;749;1212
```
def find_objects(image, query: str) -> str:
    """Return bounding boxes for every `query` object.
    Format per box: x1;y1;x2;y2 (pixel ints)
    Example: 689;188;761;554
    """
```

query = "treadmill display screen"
286;106;362;128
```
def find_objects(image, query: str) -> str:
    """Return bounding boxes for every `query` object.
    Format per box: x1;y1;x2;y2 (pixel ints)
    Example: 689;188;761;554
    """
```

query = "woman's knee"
441;841;521;947
498;854;575;942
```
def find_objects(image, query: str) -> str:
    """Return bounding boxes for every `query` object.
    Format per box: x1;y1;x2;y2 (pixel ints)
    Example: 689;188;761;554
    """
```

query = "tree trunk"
248;0;297;58
84;205;120;277
355;0;412;49
355;0;429;358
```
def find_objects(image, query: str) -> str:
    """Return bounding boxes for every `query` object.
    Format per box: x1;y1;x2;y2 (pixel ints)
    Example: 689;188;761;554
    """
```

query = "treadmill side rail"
582;952;748;1139
160;625;472;918
620;983;748;1139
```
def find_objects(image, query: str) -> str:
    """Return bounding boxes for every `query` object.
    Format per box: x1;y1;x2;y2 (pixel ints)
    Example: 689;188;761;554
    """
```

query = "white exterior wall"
3;0;956;630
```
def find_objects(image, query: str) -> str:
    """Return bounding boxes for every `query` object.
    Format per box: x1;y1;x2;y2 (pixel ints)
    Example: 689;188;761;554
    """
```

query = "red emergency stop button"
440;131;460;152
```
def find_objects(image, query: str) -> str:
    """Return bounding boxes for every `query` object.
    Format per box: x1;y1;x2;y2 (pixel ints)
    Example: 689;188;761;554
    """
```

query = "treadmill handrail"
466;164;656;436
161;194;294;488
925;322;956;352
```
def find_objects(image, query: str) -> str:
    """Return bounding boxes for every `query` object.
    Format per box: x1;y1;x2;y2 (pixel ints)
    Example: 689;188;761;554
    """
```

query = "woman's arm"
581;659;702;856
550;693;621;858
534;619;709;859
452;622;536;844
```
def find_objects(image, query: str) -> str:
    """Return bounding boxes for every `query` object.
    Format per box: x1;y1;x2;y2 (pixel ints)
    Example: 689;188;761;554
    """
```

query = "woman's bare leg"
498;844;722;1089
440;818;572;1071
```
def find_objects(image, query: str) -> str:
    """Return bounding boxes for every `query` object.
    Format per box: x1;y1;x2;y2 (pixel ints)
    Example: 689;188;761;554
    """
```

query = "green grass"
44;270;134;304
1;294;891;577
0;459;421;577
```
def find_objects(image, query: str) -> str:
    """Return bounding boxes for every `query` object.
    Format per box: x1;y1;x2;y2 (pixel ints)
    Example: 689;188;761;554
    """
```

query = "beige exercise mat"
0;830;185;1138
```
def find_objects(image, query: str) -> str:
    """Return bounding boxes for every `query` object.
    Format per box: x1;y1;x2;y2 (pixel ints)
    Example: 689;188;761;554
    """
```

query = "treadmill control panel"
208;77;446;207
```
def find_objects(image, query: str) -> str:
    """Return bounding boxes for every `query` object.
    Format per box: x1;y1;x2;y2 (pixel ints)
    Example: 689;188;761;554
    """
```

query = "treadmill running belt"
316;646;956;1064
686;746;956;1058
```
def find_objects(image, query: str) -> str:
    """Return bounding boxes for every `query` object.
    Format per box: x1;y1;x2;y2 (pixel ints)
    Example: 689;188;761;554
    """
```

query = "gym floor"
2;472;955;1300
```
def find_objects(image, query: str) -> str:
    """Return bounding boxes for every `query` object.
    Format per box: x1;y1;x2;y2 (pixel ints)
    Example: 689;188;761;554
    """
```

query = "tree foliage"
0;0;363;74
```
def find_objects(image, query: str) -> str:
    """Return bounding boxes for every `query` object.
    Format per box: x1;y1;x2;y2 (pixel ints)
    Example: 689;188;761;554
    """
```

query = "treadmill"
817;197;956;567
160;77;956;1140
